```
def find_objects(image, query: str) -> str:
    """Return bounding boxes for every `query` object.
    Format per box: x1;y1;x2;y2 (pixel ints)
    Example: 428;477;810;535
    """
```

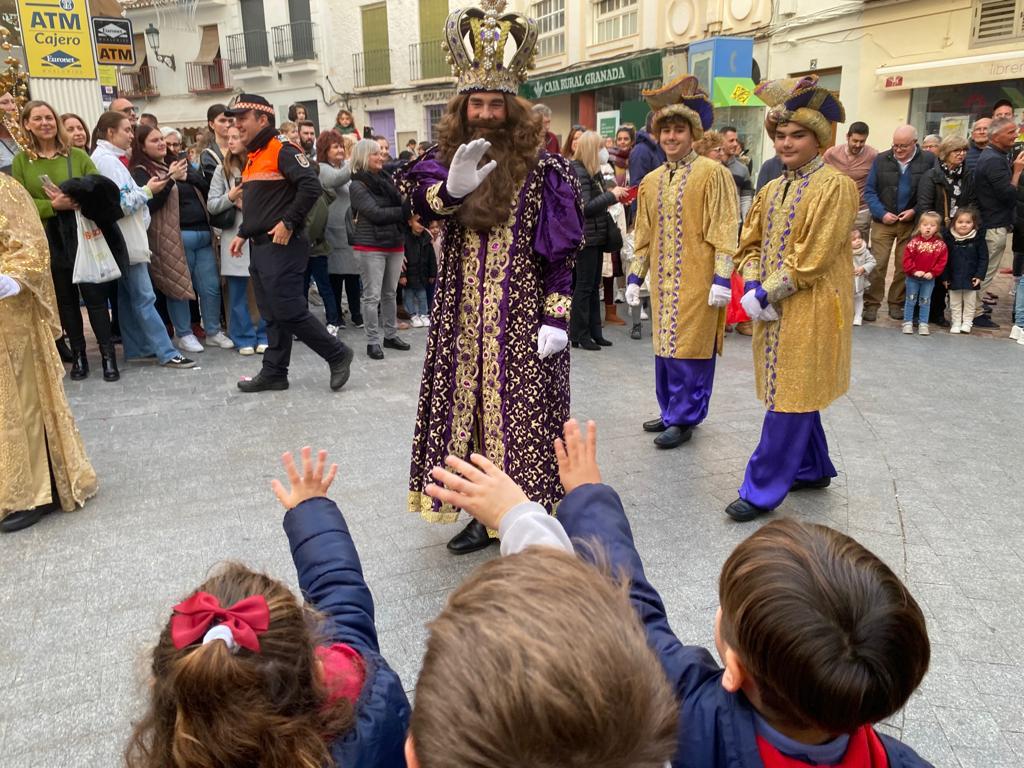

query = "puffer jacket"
1014;177;1024;253
573;160;616;248
916;164;975;227
132;164;195;300
349;171;409;249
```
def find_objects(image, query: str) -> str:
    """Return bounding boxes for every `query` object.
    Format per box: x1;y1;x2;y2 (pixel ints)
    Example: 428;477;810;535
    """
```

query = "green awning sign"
520;52;662;100
712;78;764;108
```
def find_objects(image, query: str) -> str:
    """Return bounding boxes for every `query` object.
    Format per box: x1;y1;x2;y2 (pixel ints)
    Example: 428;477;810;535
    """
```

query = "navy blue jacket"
284;498;410;768
557;483;933;768
973;146;1017;230
942;230;988;291
630;129;666;186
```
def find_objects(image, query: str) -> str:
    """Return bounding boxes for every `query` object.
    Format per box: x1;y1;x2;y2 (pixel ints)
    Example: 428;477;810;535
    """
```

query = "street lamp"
145;23;176;70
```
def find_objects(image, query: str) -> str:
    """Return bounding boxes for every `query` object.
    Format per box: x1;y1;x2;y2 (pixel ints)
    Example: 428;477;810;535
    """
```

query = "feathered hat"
442;0;538;95
755;75;845;146
642;75;714;140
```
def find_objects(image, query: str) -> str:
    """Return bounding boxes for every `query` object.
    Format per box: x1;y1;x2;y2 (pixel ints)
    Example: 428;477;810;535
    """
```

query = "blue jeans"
903;276;935;323
406;285;429;316
167;230;222;336
304;255;340;325
118;263;178;363
1015;274;1024;327
225;275;267;348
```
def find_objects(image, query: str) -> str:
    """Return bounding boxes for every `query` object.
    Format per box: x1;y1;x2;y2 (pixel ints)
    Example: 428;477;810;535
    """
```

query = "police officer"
226;94;354;392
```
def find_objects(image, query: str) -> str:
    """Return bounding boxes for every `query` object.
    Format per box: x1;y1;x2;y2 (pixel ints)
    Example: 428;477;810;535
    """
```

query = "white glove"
625;283;641;307
740;288;765;321
0;274;21;300
760;304;779;322
537;324;568;359
708;283;731;307
445;138;498;198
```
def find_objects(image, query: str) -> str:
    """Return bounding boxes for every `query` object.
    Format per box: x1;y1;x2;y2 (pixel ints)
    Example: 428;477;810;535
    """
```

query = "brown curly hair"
124;562;355;768
436;93;543;232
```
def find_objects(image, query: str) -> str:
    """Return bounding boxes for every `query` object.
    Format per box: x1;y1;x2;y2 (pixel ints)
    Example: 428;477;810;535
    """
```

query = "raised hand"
271;447;338;510
555;419;601;494
424;453;528;530
446;138;497;198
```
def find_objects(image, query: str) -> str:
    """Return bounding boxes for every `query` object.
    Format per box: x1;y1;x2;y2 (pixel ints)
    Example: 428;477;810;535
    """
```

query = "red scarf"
316;643;365;706
757;725;889;768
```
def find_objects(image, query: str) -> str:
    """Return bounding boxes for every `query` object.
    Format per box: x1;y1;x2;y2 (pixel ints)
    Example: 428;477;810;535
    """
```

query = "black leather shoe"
1;504;54;533
725;498;769;523
70;349;89;380
594;337;613;347
572;337;600;350
329;345;354;391
446;520;496;555
56;336;73;362
367;344;384;360
100;345;119;382
790;477;831;492
383;336;411;351
654;425;692;448
642;417;667;432
237;373;289;393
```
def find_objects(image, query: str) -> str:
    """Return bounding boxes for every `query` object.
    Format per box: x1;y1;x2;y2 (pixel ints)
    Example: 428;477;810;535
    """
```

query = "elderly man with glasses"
862;125;937;321
110;97;138;127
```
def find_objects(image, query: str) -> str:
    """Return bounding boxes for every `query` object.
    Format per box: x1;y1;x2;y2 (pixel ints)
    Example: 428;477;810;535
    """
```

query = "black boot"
70;347;89;380
56;336;73;362
100;344;120;382
446;520;496;555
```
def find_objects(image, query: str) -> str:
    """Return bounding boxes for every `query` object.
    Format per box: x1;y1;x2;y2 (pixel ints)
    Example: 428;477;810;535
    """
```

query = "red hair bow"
170;592;271;652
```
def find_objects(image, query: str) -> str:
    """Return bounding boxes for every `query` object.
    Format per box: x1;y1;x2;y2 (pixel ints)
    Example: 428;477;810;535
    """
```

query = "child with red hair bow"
126;448;410;768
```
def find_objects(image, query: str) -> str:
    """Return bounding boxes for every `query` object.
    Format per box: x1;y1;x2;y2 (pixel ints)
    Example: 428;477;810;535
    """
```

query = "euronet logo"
43;49;79;68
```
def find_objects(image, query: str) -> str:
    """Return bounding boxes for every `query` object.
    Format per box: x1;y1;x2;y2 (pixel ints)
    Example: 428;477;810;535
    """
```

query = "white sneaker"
206;331;235;349
256;343;269;353
853;316;862;326
950;324;961;334
326;324;340;337
420;314;430;327
175;333;204;353
308;284;323;306
410;315;424;328
239;346;255;356
1010;325;1022;340
614;288;625;304
918;323;929;336
1018;333;1024;346
640;308;649;320
961;324;972;334
902;323;913;334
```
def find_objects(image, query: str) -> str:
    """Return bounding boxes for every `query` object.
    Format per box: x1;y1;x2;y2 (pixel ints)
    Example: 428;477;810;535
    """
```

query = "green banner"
712;78;765;108
520;52;662;100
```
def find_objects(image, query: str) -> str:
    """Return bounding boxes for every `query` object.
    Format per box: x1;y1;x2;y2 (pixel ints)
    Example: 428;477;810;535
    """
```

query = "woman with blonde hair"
694;129;726;162
570;130;628;350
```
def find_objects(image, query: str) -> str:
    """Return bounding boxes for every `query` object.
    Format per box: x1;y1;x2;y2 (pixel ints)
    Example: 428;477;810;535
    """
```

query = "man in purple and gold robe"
397;0;583;554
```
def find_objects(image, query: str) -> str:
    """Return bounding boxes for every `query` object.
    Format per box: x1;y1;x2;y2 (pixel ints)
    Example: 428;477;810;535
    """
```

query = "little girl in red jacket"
901;211;948;336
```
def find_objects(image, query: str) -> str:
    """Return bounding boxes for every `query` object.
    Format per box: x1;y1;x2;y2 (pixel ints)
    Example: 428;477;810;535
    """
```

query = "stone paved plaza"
2;308;1023;768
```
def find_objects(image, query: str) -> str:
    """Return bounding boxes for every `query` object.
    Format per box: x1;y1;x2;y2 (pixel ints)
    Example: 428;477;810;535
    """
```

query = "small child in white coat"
851;229;876;326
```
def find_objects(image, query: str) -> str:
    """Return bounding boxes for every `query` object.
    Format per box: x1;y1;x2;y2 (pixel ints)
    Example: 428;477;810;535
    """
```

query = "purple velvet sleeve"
399;155;465;223
533;165;584;329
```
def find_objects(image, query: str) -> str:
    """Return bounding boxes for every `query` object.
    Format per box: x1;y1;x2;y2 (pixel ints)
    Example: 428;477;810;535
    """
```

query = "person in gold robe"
726;76;858;522
625;75;739;449
0;172;97;532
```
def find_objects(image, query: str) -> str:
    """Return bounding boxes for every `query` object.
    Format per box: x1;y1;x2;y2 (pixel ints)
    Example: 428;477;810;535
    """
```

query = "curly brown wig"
436;93;543;232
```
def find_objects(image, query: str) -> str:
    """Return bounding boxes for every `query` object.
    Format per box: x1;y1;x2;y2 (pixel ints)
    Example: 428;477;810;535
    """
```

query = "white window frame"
593;0;638;45
425;104;445;143
971;0;1024;46
531;0;565;59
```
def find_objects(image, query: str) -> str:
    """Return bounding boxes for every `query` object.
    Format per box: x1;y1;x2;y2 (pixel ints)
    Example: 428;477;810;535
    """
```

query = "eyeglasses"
950;148;967;154
891;142;916;150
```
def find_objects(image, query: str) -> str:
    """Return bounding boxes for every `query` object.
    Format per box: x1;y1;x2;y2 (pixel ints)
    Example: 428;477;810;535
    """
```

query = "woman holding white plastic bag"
91;111;194;370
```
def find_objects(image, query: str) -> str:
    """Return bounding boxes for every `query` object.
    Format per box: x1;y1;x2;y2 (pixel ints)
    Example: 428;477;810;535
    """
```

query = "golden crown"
0;25;34;160
442;0;538;95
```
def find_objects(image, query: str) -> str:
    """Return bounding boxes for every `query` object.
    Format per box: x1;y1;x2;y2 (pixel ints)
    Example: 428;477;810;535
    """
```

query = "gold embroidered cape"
0;175;97;517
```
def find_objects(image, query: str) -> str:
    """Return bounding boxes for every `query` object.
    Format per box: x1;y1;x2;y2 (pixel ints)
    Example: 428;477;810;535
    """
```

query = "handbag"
119;209;152;264
603;211;624;253
72;211;121;284
209;204;236;230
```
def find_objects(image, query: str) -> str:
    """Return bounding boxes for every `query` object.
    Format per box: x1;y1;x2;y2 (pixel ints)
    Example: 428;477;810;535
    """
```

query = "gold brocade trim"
714;252;734;281
447;229;484;469
408;490;460;523
426;181;459;215
741;259;761;283
543;292;572;319
763;266;798;304
481;223;513;475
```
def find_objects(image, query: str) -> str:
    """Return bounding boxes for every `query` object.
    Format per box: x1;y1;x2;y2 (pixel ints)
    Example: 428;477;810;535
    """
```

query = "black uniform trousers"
249;234;347;379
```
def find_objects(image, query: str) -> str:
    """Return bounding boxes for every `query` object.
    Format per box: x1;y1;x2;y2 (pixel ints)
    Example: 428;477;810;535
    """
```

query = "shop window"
593;0;638;44
971;0;1024;46
532;0;565;58
425;104;445;142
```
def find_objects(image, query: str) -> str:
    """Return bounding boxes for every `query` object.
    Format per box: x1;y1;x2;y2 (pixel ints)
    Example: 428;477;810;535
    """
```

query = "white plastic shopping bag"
72;211;121;284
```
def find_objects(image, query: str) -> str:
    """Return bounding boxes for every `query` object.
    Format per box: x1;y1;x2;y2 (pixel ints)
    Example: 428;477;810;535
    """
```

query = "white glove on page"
740;289;764;321
537;324;568;359
445;138;498;198
0;274;21;300
625;283;641;307
708;284;731;307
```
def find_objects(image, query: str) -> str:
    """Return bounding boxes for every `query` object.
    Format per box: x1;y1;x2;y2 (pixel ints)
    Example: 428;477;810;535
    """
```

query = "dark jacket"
573;160;616;248
403;229;437;290
1014;178;1024;253
558;483;934;768
240;127;322;238
965;140;984;175
973;146;1017;230
305;189;336;257
629;129;665;187
57;174;130;273
132;164;210;230
349;170;409;249
864;148;936;221
916;165;975;226
755;155;785;193
942;229;989;290
200;142;223;186
283;498;410;768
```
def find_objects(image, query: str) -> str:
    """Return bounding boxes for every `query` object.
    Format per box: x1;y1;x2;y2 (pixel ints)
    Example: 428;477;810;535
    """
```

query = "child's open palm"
271;446;338;510
555;419;602;494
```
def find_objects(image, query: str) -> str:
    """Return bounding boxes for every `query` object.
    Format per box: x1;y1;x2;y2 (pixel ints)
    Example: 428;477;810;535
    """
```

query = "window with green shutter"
416;0;449;79
360;4;391;86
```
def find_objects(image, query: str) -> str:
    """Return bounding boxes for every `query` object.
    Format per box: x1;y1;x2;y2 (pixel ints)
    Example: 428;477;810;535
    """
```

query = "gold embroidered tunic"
630;152;739;359
735;157;858;413
0;175;97;517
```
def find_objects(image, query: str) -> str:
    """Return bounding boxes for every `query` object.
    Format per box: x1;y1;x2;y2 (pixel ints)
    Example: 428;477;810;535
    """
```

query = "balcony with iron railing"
353;48;391;88
117;66;158;98
226;30;270;69
186;58;230;93
272;20;316;62
409;39;451;81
